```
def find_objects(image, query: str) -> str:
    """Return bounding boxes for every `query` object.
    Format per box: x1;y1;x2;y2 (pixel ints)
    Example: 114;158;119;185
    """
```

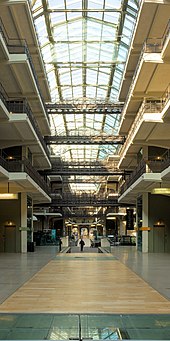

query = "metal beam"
46;103;123;113
44;135;125;145
41;169;126;176
51;197;119;207
45;9;123;13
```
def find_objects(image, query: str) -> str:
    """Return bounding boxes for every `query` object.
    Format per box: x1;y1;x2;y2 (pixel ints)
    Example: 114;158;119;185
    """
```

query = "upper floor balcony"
119;20;170;136
118;157;170;204
0;156;51;203
118;87;170;169
0;0;51;102
0;19;50;135
0;83;51;170
119;1;170;103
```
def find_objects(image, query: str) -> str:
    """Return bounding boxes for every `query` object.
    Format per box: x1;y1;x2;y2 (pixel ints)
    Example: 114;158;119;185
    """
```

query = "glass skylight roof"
30;0;140;166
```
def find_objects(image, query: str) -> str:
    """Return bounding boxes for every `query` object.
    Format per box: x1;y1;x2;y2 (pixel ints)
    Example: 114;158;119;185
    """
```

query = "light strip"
151;188;170;195
0;193;18;199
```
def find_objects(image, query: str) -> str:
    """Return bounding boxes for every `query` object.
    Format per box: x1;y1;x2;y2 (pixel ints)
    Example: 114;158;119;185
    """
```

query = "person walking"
79;238;85;252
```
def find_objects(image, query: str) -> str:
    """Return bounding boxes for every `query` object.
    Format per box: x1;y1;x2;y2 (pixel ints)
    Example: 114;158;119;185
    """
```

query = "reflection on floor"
0;313;170;340
0;247;170;339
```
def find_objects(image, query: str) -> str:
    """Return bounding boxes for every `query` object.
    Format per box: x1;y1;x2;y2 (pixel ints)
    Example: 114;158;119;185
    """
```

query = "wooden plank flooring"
0;253;170;314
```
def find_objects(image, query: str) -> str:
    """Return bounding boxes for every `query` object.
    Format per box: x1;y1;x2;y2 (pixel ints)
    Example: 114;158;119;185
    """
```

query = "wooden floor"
0;252;170;314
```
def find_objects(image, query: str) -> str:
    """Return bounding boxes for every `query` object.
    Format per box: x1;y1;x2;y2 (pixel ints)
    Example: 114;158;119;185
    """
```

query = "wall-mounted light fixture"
153;219;165;227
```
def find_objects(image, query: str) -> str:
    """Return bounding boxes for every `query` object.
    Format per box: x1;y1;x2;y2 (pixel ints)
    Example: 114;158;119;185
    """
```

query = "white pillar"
21;192;27;253
142;192;149;253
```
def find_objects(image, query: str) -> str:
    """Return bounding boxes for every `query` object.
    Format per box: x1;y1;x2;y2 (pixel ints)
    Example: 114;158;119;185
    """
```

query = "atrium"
0;1;170;340
0;0;170;253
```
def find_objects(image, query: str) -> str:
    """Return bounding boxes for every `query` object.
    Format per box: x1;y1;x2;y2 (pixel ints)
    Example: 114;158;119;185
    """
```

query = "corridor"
0;248;170;314
0;246;170;340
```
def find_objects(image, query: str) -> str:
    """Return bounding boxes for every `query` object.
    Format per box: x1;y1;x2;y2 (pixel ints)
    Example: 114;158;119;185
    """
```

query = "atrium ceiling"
29;0;140;194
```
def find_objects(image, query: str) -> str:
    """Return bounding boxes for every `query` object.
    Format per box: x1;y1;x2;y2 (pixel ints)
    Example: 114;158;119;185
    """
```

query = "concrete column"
20;192;27;253
142;192;149;253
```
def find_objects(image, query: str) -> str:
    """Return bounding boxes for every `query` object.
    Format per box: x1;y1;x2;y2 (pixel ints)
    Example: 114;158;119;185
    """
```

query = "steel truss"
45;135;125;145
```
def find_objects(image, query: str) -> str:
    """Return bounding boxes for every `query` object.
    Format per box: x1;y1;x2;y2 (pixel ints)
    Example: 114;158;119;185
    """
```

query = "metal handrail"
7;100;50;159
119;157;170;196
0;155;9;171
7;158;50;196
120;99;163;160
0;82;9;108
119;159;146;195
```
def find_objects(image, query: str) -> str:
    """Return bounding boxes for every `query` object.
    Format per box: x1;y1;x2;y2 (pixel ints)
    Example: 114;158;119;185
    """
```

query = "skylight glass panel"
41;44;52;62
68;20;82;40
72;70;82;85
86;86;97;98
34;17;48;46
31;0;139;166
117;44;128;61
94;121;102;130
66;114;75;122
62;88;72;99
66;0;82;9
53;44;69;62
50;89;59;102
47;70;56;88
69;43;82;61
59;72;71;85
110;89;119;101
50;12;66;25
51;115;64;131
53;25;66;40
98;71;109;85
88;1;103;10
87;45;100;62
104;12;120;24
94;113;103;122
48;0;64;9
96;87;107;98
87;21;102;40
47;71;57;90
73;87;83;98
87;69;98;83
105;0;121;8
67;12;81;20
100;46;113;62
102;25;117;40
128;0;141;10
58;67;70;75
99;67;110;75
31;0;42;10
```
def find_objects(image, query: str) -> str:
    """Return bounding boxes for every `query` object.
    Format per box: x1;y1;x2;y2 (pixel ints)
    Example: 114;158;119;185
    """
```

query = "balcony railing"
0;155;9;171
120;29;170;123
119;158;170;196
120;99;163;160
0;82;9;109
0;155;50;196
119;159;146;196
7;100;50;160
0;19;49;123
7;158;50;196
